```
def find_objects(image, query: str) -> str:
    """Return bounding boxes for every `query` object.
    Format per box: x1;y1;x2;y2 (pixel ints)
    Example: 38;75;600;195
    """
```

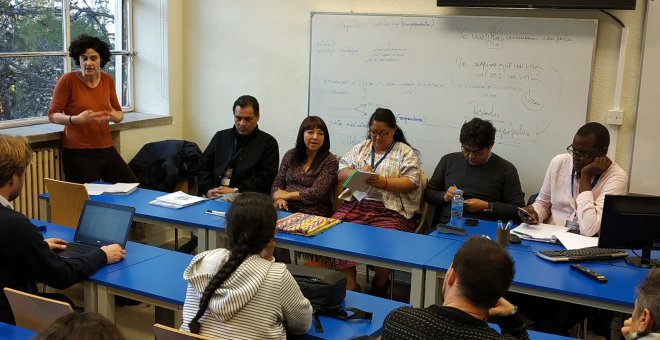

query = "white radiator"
13;148;63;219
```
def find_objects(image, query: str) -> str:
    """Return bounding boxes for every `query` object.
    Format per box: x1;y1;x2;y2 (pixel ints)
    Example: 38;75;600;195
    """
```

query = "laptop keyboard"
59;242;98;257
536;247;628;262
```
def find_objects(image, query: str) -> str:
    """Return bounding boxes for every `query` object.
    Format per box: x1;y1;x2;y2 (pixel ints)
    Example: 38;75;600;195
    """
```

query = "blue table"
0;322;35;339
423;240;648;312
37;220;170;313
92;250;191;324
90;248;409;339
307;291;407;339
275;220;457;307
41;189;457;307
39;188;231;251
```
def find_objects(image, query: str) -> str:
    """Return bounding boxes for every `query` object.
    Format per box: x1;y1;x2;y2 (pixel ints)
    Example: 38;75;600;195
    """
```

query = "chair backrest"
44;178;90;228
3;287;73;331
415;171;435;234
527;192;539;206
153;323;217;340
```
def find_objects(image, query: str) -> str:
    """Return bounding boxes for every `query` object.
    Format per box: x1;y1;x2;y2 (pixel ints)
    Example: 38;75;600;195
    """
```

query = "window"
0;0;132;126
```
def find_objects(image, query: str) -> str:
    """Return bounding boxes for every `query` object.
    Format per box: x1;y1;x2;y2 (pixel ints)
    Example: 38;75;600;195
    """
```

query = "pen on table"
512;230;532;238
205;210;225;217
505;220;512;230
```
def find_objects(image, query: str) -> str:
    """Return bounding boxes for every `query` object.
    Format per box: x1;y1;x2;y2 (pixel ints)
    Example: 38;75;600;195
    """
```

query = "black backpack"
287;264;372;333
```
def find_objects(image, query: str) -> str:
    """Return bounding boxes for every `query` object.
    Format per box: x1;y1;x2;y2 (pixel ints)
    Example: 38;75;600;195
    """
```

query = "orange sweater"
48;72;120;149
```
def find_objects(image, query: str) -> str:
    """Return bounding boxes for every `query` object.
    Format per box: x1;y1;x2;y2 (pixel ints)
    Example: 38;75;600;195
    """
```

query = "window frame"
0;0;134;128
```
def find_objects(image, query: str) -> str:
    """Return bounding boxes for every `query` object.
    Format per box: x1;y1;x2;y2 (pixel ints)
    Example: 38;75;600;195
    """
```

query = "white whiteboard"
630;0;660;195
309;13;597;198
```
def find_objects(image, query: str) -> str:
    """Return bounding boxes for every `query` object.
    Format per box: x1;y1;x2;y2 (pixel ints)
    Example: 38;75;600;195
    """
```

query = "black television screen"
437;0;636;10
599;194;660;268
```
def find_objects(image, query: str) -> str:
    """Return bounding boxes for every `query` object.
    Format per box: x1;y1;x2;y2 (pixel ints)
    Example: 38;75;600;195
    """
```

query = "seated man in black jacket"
196;95;279;198
381;236;529;340
0;135;125;325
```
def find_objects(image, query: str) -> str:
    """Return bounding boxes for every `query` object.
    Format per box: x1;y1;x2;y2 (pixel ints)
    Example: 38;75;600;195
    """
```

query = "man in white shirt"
518;122;627;236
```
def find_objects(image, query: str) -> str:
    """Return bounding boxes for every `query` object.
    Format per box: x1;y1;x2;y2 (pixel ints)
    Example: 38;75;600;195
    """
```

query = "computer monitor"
599;194;660;268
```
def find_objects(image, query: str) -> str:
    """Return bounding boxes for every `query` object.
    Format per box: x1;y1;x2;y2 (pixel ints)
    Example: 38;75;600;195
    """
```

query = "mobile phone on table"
518;207;536;221
464;218;478;227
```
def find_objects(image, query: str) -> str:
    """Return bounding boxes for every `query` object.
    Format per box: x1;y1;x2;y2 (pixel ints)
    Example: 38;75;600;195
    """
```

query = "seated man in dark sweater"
381;236;529;340
0;135;126;325
425;117;524;225
196;95;279;197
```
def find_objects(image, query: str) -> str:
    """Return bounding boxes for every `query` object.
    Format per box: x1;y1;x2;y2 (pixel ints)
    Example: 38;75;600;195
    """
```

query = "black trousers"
62;147;138;184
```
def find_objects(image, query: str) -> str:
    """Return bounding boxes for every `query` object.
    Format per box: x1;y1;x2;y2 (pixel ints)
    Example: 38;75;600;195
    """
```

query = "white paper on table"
553;231;599;250
84;183;112;193
511;223;570;242
104;182;139;194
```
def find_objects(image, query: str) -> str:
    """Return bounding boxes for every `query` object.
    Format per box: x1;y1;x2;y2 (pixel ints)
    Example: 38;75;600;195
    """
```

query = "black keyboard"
536;247;628;262
58;242;97;258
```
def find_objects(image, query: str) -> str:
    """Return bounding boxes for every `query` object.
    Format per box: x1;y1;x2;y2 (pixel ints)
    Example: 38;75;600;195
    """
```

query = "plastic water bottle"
450;189;464;226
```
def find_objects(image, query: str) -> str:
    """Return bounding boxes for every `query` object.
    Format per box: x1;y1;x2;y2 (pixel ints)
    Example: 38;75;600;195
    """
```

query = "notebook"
57;200;135;259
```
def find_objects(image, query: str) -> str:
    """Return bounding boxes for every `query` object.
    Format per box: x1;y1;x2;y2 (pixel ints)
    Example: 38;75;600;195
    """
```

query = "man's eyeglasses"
461;145;486;155
566;145;600;158
234;115;254;123
369;130;391;138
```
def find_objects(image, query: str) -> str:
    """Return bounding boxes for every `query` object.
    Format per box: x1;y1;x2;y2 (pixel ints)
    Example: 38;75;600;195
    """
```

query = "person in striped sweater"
180;193;312;339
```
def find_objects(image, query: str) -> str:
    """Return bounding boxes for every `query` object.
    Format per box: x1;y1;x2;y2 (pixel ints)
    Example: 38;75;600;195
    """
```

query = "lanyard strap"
370;142;395;171
571;170;601;198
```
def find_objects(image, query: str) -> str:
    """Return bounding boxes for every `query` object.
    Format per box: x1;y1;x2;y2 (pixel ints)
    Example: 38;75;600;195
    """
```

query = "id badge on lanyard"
568;170;600;232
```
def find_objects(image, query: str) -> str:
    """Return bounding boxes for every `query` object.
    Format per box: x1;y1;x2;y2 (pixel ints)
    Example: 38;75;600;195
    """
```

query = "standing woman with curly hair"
180;193;312;339
48;34;137;184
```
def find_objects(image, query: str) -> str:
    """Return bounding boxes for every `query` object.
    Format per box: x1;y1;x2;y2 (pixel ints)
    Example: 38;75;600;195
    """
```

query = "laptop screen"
74;201;135;247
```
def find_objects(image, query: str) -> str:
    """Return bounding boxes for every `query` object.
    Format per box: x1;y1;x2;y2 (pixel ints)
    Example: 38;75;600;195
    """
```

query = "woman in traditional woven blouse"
333;108;422;296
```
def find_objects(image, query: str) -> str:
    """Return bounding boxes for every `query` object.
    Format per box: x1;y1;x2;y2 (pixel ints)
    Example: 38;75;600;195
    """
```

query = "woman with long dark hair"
180;193;312;338
333;108;422;296
272;116;338;217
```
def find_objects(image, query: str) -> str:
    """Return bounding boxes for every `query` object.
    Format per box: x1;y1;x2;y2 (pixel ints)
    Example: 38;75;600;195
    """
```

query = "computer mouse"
509;233;521;244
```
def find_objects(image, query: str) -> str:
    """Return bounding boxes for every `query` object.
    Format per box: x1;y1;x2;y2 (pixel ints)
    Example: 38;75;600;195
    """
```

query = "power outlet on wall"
607;109;624;125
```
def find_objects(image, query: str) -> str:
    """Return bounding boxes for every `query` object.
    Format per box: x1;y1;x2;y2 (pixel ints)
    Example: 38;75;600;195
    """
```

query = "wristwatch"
511;305;518;315
484;202;493;212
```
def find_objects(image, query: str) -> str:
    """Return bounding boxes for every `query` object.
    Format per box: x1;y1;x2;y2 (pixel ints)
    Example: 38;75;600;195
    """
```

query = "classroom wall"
118;0;184;159
124;0;649;192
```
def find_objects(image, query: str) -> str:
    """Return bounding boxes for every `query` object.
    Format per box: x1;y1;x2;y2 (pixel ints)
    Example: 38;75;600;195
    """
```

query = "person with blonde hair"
0;135;125;325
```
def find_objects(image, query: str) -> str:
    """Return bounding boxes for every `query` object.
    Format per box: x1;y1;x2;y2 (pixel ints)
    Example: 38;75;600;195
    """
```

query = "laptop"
57;200;135;259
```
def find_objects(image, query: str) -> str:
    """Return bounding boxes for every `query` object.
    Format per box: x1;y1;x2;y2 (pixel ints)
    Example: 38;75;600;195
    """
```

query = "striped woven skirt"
299;199;415;270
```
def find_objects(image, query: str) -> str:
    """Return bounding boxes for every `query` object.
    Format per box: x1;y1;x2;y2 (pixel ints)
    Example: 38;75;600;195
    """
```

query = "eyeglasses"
461;145;486;155
234;115;255;123
369;130;391;138
566;145;600;158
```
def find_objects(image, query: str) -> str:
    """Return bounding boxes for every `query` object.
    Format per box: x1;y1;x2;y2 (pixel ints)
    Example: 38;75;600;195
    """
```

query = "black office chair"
527;193;539;206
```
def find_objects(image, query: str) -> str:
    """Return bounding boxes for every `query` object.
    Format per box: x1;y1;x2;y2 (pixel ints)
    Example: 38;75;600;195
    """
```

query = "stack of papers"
511;223;569;243
342;169;376;192
84;183;139;195
510;223;599;249
149;191;206;209
276;213;341;236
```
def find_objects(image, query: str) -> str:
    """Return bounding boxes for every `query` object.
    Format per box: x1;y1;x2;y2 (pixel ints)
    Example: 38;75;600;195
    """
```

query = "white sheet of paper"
350;190;368;201
553;231;599;250
511;223;570;241
84;183;112;192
